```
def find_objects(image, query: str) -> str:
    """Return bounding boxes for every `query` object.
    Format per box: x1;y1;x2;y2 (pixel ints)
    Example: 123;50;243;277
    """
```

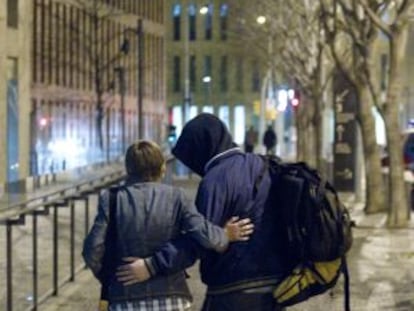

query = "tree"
319;0;387;214
357;0;414;226
226;0;412;227
229;0;335;174
320;0;413;226
53;0;135;151
274;0;335;173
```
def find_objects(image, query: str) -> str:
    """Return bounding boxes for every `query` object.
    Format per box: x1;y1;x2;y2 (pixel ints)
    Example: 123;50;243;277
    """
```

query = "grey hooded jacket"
82;179;228;302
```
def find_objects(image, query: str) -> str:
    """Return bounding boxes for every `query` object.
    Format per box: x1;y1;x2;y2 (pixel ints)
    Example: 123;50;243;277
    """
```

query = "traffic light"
291;89;300;109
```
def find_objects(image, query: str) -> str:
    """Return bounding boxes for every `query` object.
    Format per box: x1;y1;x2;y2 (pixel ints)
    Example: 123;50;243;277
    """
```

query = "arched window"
188;4;197;41
220;4;228;40
173;4;181;41
204;4;213;40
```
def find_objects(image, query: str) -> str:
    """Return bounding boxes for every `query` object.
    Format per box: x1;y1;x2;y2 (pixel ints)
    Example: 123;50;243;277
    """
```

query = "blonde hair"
125;140;165;181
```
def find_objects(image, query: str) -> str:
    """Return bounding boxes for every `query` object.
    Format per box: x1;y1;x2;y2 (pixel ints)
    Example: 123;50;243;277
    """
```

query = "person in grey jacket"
82;140;253;311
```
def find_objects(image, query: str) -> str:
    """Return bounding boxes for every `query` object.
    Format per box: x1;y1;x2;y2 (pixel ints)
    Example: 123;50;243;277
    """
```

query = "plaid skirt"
109;296;192;311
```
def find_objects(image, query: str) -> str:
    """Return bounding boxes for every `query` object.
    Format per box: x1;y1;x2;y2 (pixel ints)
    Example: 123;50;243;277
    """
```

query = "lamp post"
183;5;191;124
114;66;126;153
256;15;275;154
137;19;144;139
202;75;212;111
122;18;144;139
182;5;209;123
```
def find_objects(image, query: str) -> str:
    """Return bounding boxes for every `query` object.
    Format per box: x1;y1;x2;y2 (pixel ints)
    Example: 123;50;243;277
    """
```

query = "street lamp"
256;15;274;154
256;15;266;24
183;4;210;123
114;66;126;153
200;5;209;15
183;5;191;124
121;18;144;139
202;76;212;112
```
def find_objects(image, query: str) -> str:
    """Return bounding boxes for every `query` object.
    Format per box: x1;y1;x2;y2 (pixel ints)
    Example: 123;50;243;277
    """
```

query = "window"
173;56;181;92
220;4;228;40
205;4;213;40
189;105;198;119
220;56;228;92
172;105;183;137
6;57;19;182
189;4;197;41
219;105;230;129
252;61;260;92
202;106;214;114
234;105;245;145
173;4;181;41
190;55;196;92
7;0;18;28
204;56;212;80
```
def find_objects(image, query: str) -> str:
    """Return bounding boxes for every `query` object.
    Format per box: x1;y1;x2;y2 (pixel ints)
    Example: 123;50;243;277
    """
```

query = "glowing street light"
202;76;211;83
200;5;209;15
256;15;266;25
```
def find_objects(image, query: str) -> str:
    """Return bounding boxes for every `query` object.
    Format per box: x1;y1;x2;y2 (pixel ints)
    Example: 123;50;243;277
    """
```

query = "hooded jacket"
146;114;290;294
82;177;229;302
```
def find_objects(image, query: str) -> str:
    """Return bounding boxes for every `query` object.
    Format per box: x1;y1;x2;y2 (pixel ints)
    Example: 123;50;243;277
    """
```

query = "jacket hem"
206;277;281;295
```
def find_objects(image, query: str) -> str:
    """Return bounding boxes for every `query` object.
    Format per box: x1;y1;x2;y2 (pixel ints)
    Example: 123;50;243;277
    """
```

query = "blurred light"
277;90;288;112
200;5;209;14
173;4;181;16
288;89;295;99
48;139;85;157
39;117;48;127
189;105;198;119
257;16;266;24
292;98;300;107
202;76;211;83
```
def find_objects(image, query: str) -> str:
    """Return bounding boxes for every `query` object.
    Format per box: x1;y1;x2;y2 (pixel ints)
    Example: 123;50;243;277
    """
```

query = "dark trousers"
201;292;284;311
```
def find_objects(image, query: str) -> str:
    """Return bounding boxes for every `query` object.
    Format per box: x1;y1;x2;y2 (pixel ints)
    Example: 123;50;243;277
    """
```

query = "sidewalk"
39;179;414;311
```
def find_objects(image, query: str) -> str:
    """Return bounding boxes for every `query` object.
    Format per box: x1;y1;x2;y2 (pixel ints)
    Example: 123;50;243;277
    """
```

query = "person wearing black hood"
116;114;288;311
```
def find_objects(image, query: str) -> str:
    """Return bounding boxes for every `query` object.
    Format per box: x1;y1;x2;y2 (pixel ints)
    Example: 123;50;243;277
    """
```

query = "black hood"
172;113;237;176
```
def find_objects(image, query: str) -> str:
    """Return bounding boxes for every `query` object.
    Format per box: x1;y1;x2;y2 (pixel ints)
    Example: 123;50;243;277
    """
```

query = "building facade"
165;0;265;145
31;0;166;176
0;0;33;187
0;0;167;187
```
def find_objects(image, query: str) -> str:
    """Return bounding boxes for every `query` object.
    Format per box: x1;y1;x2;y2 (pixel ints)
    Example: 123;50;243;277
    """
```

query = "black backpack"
256;155;353;310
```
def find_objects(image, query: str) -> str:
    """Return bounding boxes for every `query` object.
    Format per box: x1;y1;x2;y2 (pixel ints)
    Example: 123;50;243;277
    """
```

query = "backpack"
256;155;353;310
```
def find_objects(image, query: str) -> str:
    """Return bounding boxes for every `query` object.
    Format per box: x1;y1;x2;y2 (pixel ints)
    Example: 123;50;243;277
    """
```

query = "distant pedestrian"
82;140;253;311
244;125;258;153
263;125;277;155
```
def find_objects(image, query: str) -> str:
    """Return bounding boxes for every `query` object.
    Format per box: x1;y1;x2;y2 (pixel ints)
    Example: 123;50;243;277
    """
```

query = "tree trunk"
357;85;386;213
96;94;104;150
296;96;317;166
311;94;323;172
385;28;409;227
295;105;307;162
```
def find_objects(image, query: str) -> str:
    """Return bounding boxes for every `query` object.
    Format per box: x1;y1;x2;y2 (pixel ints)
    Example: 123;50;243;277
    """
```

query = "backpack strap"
254;154;283;197
253;156;269;198
342;256;351;311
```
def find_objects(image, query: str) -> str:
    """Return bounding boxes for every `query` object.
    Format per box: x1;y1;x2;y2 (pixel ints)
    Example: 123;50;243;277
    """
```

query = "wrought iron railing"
0;157;175;311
